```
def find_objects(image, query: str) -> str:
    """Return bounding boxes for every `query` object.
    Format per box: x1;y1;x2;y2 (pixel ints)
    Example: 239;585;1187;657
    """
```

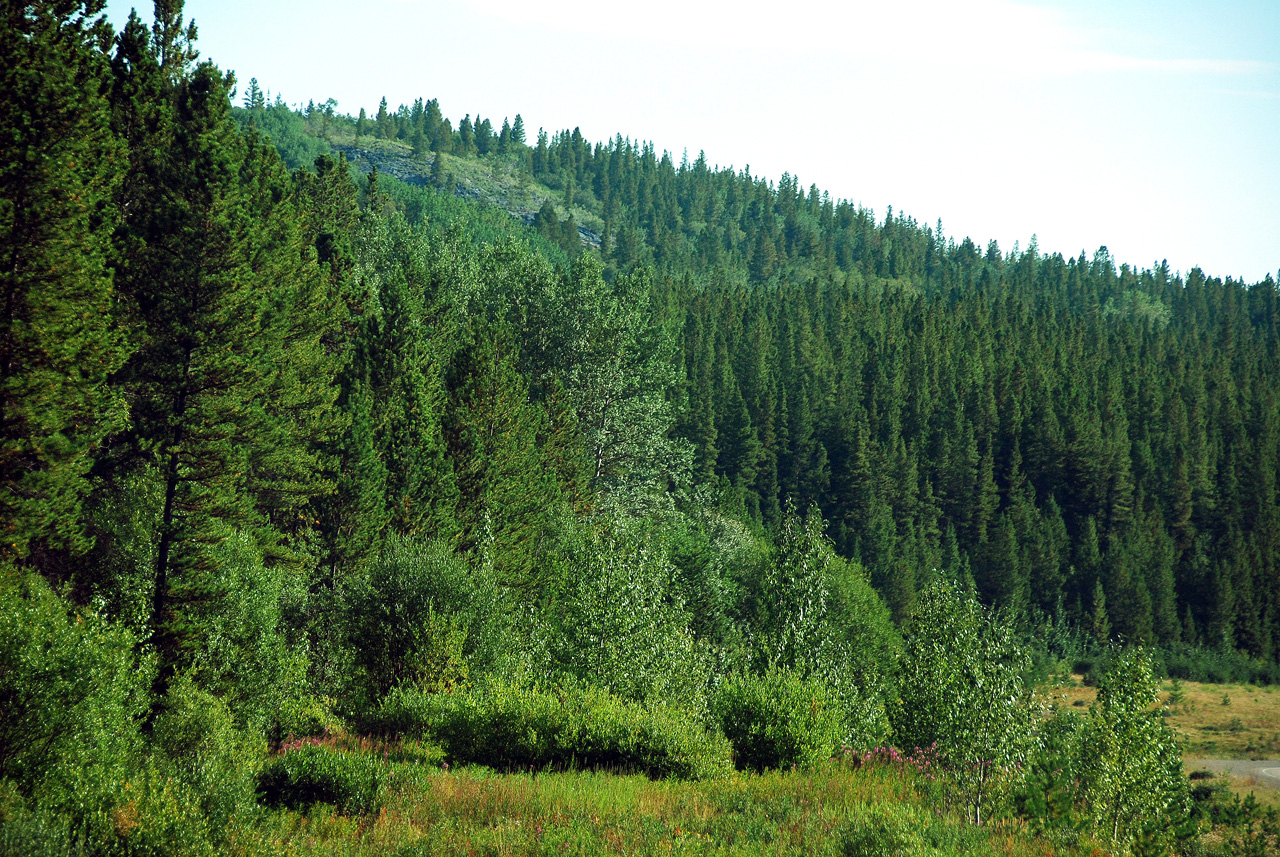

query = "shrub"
257;744;387;815
740;505;893;749
1159;642;1280;685
0;571;149;838
713;668;843;772
150;676;261;832
344;537;504;703
0;787;77;857
274;695;339;741
364;679;731;780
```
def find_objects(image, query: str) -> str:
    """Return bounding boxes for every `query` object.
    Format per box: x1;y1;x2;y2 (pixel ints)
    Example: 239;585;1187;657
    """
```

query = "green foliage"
1160;642;1280;685
1077;647;1191;850
755;506;834;674
893;579;1032;825
442;318;564;590
80;465;164;635
366;680;732;780
343;537;505;702
713;668;843;772
551;517;709;714
0;792;83;857
1012;706;1088;832
258;744;387;815
0;571;149;831
232;102;331;171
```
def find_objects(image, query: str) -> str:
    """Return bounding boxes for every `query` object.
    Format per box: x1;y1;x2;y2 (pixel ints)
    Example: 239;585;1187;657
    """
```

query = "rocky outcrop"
331;143;431;187
329;143;601;250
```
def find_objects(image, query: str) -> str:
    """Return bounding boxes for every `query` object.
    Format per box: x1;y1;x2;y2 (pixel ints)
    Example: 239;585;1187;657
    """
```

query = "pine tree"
443;320;559;591
458;114;474;156
498;117;512;152
358;218;457;541
0;0;131;559
511;113;526;145
241;76;264;110
109;32;339;685
375;96;391;139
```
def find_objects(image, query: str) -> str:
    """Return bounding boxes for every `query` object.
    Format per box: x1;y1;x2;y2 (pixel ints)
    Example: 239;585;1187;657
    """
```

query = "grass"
1042;674;1280;760
240;758;1081;856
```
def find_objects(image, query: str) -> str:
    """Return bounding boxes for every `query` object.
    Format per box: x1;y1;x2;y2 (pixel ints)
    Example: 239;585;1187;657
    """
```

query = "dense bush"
713;668;843;772
189;533;312;732
364;680;731;780
257;743;387;815
0;572;149;837
1158;643;1280;685
343;537;507;703
150;676;262;832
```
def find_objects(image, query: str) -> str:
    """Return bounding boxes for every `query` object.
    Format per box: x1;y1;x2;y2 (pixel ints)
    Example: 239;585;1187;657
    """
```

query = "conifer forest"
3;2;1279;855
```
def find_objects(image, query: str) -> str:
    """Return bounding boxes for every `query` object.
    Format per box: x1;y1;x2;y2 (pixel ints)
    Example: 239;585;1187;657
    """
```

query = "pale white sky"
106;0;1280;282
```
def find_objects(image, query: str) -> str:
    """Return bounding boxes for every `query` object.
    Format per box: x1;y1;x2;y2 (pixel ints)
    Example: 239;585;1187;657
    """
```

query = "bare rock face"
330;144;600;250
331;144;432;187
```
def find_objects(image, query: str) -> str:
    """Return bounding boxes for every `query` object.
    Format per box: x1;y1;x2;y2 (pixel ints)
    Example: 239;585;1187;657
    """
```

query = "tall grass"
239;755;1089;857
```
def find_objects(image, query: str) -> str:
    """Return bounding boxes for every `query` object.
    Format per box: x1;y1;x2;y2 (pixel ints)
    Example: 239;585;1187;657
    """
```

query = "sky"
104;0;1280;283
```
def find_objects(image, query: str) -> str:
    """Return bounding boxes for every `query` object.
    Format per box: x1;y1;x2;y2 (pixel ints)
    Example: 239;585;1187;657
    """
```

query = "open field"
1042;675;1280;760
250;760;1081;857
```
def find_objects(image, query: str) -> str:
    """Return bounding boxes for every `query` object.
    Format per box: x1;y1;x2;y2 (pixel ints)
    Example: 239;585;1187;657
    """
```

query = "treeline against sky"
306;85;1280;663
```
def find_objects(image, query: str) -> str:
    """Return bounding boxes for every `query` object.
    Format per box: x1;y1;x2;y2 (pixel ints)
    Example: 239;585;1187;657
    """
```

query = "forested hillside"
258;82;1280;663
3;2;1279;855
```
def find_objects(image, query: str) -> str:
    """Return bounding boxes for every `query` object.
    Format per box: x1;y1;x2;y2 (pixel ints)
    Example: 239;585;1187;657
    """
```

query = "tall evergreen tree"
0;0;131;559
109;14;339;684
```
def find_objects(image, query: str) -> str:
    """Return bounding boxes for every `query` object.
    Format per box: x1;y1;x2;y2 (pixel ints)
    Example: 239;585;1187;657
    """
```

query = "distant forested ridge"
252;85;1280;662
2;2;1279;852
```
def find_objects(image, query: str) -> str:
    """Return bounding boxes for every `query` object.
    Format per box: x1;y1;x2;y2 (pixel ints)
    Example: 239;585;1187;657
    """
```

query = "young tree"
552;259;691;503
894;579;1033;825
1078;647;1190;849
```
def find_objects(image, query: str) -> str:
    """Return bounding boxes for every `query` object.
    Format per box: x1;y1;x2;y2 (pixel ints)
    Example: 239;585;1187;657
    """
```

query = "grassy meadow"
240;754;1078;857
1042;675;1280;760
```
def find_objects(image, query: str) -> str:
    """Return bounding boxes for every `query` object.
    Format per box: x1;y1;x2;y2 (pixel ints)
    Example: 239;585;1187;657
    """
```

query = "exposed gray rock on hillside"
330;144;600;250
